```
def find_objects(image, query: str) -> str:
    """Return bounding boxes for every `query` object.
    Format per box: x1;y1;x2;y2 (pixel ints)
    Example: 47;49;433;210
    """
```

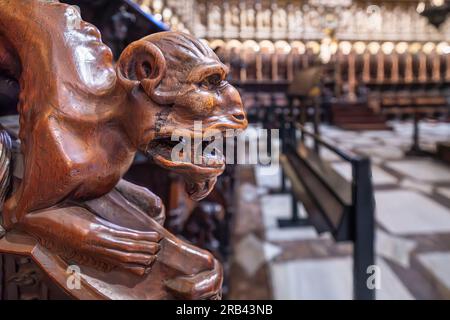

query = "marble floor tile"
320;125;344;136
375;190;450;235
399;178;433;195
255;165;282;190
360;130;398;139
261;194;291;230
416;252;450;298
332;163;398;186
334;136;381;148
269;257;413;300
379;137;413;149
375;258;415;300
339;143;361;151
385;159;450;183
260;194;306;230
376;229;417;268
324;131;359;141
355;145;404;160
420;123;450;137
420;142;438;153
318;148;342;162
264;241;283;262
371;157;384;166
437;187;450;200
266;226;319;242
390;122;414;135
270;257;353;300
235;234;281;277
240;183;267;203
329;162;351;181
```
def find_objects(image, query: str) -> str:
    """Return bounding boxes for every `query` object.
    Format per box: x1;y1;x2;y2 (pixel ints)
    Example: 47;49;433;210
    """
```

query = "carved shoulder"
0;0;118;122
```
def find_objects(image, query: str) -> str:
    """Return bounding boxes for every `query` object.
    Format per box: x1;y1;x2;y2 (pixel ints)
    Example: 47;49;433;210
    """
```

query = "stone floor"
228;121;450;300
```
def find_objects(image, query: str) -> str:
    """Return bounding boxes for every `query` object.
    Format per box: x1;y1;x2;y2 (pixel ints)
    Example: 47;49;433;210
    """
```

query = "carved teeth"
146;132;227;169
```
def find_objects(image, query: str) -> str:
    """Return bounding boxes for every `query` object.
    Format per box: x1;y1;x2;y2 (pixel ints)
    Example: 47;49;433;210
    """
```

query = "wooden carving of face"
117;32;248;200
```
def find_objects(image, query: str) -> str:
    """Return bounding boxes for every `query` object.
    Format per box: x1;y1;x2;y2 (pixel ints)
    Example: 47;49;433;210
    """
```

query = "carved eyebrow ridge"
188;64;227;83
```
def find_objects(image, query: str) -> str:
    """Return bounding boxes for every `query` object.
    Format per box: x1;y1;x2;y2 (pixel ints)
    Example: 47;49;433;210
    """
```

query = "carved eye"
200;74;222;89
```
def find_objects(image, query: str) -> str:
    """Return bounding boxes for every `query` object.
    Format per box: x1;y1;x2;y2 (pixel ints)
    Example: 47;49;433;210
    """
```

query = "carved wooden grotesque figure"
0;0;247;299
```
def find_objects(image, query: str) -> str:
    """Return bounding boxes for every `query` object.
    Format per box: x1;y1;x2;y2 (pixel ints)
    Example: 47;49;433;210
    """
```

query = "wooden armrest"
0;230;102;299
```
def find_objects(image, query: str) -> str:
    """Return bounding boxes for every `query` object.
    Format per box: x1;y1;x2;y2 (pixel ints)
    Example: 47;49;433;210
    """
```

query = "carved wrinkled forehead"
117;31;228;105
149;32;218;67
144;32;226;86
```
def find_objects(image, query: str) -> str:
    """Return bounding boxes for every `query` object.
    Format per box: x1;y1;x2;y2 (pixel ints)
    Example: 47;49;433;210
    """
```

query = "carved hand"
19;206;161;276
115;179;165;225
165;259;223;300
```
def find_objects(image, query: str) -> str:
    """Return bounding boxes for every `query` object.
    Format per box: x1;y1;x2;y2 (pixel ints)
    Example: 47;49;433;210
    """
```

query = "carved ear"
117;40;167;102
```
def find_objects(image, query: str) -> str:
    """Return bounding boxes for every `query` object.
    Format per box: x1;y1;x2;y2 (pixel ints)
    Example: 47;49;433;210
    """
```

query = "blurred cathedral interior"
1;0;450;300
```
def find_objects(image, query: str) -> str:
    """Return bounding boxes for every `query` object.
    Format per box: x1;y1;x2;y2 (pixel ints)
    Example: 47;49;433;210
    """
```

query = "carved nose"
232;111;246;122
230;109;248;130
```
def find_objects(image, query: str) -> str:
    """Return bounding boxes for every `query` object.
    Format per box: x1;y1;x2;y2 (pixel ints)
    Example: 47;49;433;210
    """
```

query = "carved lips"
146;133;226;201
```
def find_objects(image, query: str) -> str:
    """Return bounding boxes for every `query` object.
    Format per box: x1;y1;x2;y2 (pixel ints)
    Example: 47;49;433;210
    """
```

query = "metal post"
313;97;321;154
281;168;287;193
412;111;420;151
406;109;430;156
291;192;300;221
300;98;306;143
352;158;375;300
267;124;272;158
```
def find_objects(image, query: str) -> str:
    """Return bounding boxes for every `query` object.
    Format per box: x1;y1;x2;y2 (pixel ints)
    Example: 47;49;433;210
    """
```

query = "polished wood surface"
0;0;247;299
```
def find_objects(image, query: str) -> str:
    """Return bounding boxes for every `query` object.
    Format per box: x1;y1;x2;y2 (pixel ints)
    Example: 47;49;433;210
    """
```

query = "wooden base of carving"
0;230;221;300
0;232;78;299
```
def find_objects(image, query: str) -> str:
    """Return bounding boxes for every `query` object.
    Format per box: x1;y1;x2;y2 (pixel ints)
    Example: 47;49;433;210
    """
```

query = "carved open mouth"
145;135;226;171
145;134;226;200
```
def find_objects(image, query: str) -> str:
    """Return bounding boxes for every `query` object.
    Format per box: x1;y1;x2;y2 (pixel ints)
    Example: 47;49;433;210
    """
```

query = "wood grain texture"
0;0;247;299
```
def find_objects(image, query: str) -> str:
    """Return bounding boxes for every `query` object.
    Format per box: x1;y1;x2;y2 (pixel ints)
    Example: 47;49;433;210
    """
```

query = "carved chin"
145;138;225;201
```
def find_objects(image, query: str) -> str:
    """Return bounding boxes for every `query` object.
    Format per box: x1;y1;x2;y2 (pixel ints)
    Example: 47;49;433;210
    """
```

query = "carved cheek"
178;91;217;116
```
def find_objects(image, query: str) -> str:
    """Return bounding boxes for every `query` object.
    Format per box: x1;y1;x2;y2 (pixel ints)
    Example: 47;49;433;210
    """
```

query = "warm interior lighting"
436;42;450;54
153;0;163;12
275;40;291;54
260;40;275;53
176;23;185;32
209;39;226;50
339;41;352;55
291;41;306;54
162;8;172;20
368;42;380;55
409;42;422;53
423;42;436;54
431;0;445;6
306;41;321;55
416;1;426;13
226;39;243;49
140;5;151;14
330;42;338;55
353;42;366;55
381;42;395;55
320;38;332;63
395;42;409;54
243;40;260;52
